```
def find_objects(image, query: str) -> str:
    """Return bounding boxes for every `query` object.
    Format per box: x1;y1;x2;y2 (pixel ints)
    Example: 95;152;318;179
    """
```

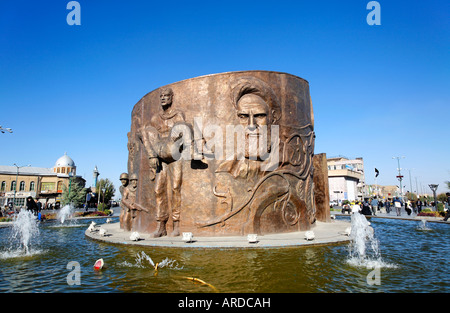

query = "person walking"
35;199;42;213
412;200;418;215
405;200;412;216
443;193;450;222
379;199;384;213
417;198;423;214
385;199;391;214
361;199;372;216
371;198;378;216
26;196;38;215
393;197;402;216
351;201;361;214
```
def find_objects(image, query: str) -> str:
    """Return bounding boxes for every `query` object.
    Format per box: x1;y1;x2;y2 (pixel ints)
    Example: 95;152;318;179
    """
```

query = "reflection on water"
0;216;448;292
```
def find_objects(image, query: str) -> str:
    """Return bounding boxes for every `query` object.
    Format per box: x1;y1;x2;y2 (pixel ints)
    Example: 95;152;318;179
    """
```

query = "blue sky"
1;0;449;196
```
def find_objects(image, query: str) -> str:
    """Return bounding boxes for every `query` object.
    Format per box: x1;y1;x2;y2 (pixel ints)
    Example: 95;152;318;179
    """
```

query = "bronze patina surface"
121;71;328;237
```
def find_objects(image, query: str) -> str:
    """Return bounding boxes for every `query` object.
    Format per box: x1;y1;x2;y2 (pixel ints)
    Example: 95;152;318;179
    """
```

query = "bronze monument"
120;71;330;237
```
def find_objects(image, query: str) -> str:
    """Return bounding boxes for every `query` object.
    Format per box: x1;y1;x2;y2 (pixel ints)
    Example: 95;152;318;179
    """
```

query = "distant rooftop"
327;155;364;161
0;165;54;176
0;153;78;177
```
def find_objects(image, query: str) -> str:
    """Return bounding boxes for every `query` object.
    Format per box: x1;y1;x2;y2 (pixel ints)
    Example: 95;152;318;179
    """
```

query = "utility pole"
97;180;102;206
13;163;30;209
392;156;405;199
408;169;414;196
403;168;415;197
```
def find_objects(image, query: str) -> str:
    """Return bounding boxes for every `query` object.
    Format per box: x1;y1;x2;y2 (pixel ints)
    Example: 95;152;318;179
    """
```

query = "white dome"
54;152;75;168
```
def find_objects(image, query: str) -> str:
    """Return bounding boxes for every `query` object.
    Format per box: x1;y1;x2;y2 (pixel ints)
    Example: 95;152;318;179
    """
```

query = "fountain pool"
0;215;448;292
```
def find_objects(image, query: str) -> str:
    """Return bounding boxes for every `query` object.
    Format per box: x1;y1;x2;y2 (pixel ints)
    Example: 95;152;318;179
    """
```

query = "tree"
61;181;86;207
96;178;115;206
406;192;418;201
437;193;448;203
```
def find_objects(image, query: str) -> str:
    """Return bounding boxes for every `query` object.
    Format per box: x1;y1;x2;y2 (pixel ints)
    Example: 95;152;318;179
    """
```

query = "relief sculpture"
121;71;328;237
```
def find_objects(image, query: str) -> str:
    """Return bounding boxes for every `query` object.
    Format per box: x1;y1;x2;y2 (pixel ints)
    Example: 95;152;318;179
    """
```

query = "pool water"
0;216;448;292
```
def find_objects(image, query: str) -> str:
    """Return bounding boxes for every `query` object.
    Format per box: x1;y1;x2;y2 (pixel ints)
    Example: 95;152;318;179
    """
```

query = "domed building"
53;152;77;175
0;153;86;209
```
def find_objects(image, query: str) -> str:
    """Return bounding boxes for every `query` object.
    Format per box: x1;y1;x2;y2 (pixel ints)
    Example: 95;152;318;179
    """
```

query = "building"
368;184;400;199
327;156;366;202
0;153;85;209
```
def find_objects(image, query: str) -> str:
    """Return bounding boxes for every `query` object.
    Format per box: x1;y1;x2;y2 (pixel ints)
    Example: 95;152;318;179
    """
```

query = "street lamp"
393;156;405;199
428;184;439;211
403;168;415;196
102;187;106;205
97;180;102;206
13;163;30;209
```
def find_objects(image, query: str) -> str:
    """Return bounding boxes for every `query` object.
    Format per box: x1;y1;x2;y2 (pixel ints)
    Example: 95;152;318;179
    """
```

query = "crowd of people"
340;193;450;220
1;196;61;218
1;194;114;219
